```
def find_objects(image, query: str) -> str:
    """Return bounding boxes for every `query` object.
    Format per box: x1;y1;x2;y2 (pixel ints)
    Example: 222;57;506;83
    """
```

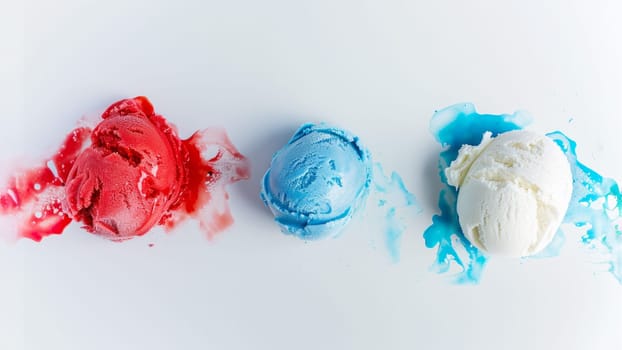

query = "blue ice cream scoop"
261;123;373;240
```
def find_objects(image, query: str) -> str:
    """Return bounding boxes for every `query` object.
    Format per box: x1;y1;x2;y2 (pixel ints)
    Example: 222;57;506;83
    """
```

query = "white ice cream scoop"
446;130;573;257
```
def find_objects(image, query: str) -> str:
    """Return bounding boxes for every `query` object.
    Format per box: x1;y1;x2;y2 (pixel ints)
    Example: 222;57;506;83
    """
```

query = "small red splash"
0;96;250;242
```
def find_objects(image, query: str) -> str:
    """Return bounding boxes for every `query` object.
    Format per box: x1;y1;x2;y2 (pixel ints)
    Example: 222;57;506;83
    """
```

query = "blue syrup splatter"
426;103;622;284
424;103;532;284
548;131;622;283
373;163;420;262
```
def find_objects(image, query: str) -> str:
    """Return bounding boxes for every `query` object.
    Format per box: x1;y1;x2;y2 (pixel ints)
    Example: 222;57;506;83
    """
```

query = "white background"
1;1;622;349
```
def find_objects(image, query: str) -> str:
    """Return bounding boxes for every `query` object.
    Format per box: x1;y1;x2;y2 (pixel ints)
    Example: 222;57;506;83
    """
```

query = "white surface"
1;1;622;349
447;130;573;257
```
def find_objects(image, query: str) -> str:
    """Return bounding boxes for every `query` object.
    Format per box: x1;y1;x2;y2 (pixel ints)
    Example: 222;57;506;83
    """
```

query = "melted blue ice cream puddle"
426;103;622;284
549;131;622;283
373;163;420;262
425;103;531;284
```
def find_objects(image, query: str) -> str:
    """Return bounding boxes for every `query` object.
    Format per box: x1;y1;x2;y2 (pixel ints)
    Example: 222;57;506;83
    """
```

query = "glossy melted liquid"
549;131;622;283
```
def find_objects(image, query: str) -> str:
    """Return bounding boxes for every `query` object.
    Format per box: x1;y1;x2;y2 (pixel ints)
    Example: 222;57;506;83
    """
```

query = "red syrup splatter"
0;97;250;242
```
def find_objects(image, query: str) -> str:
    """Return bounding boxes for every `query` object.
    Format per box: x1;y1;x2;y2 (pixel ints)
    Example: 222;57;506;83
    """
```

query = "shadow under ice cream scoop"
260;123;372;240
0;96;250;241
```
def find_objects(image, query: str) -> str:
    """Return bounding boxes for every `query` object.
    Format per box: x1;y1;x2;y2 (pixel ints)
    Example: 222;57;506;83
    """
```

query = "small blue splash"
373;163;420;262
548;131;622;283
425;103;531;284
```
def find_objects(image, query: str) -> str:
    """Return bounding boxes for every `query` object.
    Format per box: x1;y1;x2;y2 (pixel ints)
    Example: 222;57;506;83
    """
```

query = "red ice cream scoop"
65;98;184;239
0;96;250;241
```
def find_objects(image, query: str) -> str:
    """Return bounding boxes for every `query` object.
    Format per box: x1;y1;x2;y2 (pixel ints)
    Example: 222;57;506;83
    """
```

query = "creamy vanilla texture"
445;130;573;257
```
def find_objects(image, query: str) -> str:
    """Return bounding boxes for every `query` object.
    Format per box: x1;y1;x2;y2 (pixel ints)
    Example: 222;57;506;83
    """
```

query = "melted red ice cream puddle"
0;96;250;241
